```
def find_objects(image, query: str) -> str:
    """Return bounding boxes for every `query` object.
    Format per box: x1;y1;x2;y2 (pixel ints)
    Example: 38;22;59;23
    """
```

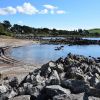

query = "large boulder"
61;79;88;93
46;70;60;85
45;85;70;98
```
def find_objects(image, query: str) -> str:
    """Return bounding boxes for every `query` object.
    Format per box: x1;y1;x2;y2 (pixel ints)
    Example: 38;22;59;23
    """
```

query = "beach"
0;37;39;81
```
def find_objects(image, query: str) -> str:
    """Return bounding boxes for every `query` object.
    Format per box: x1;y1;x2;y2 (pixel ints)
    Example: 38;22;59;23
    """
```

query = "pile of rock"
0;53;100;100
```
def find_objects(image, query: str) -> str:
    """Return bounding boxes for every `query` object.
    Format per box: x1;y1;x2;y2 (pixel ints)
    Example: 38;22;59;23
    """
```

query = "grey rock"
9;95;30;100
89;73;99;87
61;79;88;93
88;96;100;100
45;85;70;98
53;94;71;100
56;63;64;73
46;70;60;85
40;63;51;78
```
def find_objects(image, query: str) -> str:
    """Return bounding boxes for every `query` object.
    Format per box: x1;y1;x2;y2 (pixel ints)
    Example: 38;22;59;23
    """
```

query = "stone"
40;63;51;78
56;63;64;73
9;77;18;88
8;89;18;99
0;84;8;94
89;73;99;87
88;96;100;100
61;79;87;93
53;94;71;100
9;95;30;100
46;70;60;85
45;85;70;98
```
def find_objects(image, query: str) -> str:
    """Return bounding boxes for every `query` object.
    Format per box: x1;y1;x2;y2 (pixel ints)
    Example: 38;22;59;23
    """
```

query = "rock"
61;79;88;93
18;87;25;95
49;61;56;69
86;88;100;98
56;63;64;73
88;96;100;100
71;93;87;100
1;53;100;100
0;84;8;94
9;77;18;88
46;70;60;85
40;63;51;78
8;89;17;99
53;94;71;100
9;95;30;100
45;85;70;98
65;67;84;80
89;73;99;87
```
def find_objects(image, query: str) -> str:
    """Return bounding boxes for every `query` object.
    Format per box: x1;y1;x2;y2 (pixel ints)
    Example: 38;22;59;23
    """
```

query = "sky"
0;0;100;30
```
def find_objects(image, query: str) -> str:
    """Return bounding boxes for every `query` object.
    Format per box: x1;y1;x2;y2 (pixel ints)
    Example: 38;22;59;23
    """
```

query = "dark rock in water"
61;79;88;93
45;85;70;98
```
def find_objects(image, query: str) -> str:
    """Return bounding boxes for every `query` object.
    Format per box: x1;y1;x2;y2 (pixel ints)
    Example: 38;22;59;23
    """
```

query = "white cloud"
43;4;58;10
0;6;16;15
0;2;66;15
56;10;66;14
39;9;48;14
16;2;38;15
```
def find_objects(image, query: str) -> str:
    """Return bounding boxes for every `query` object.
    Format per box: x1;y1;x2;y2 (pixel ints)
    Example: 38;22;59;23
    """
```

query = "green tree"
3;20;11;30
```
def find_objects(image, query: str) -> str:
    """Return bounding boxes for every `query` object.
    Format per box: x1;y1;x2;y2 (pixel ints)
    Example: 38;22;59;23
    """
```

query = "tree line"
0;20;100;37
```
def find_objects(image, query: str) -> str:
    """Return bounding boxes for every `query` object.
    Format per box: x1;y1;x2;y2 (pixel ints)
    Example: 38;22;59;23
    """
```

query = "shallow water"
9;44;100;66
83;38;100;40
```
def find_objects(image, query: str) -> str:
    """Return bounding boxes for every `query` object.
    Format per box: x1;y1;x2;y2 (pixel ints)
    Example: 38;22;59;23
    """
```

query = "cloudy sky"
0;0;100;30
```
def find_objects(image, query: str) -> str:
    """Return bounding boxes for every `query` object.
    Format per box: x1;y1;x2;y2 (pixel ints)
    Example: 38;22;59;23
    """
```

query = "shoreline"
0;37;40;48
0;37;40;80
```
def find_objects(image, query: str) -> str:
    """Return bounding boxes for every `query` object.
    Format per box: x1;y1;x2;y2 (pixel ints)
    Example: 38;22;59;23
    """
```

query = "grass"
88;28;100;34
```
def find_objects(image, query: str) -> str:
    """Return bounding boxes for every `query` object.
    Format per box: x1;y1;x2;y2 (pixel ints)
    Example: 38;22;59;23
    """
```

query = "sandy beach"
0;37;39;81
0;37;39;47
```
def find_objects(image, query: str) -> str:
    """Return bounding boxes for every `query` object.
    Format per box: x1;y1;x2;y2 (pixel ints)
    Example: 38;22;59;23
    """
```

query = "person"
0;48;5;56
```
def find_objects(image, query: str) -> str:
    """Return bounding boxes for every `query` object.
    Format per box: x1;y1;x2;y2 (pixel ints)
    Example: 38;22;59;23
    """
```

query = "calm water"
83;38;100;40
42;37;65;40
10;44;100;66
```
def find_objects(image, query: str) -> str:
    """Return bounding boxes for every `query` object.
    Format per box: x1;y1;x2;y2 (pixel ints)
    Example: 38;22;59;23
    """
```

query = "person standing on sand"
0;48;5;56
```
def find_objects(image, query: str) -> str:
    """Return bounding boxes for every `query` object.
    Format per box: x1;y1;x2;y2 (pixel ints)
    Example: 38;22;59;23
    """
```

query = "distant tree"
11;24;22;33
78;29;83;33
0;23;4;33
3;20;11;30
22;25;33;34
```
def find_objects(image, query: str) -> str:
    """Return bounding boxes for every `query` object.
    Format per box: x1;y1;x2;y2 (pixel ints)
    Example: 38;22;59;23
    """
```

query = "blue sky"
0;0;100;30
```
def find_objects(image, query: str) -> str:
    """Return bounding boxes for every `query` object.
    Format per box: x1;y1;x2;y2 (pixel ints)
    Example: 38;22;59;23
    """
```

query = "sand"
0;37;40;81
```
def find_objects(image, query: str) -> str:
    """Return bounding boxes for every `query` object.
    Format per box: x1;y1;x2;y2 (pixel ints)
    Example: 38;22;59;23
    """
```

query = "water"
83;38;100;40
42;37;65;40
10;44;100;66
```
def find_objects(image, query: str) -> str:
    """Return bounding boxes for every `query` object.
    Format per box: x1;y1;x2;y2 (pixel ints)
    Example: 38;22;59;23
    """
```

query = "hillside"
88;28;100;34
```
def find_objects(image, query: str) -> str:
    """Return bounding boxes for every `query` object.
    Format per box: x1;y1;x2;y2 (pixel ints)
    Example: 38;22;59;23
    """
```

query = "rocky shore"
41;37;100;45
0;53;100;100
